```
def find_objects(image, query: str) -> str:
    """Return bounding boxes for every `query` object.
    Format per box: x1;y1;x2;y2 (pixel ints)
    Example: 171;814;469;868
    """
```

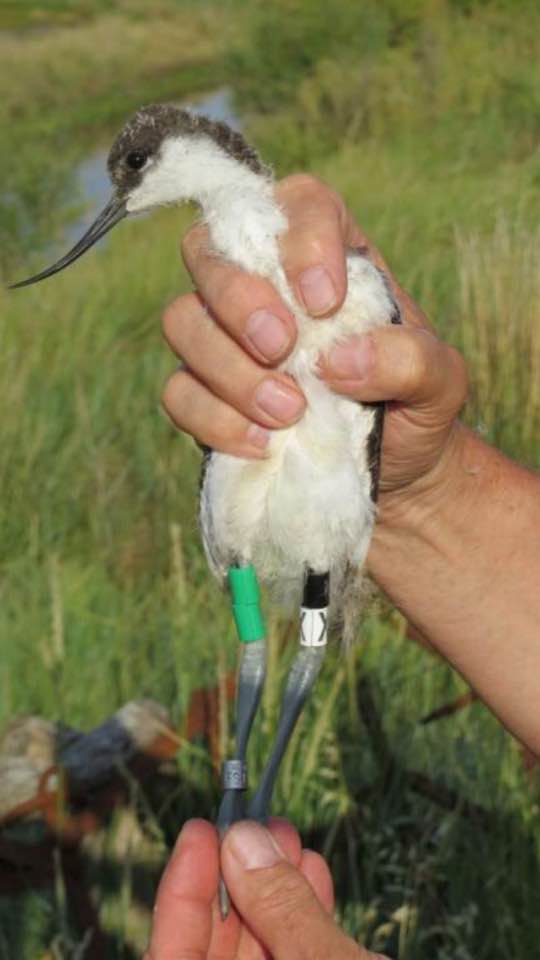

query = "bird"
12;103;399;617
11;103;400;913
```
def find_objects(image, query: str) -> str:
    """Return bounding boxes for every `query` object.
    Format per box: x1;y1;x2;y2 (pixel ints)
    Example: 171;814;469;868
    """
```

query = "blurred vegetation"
0;0;231;269
0;0;539;956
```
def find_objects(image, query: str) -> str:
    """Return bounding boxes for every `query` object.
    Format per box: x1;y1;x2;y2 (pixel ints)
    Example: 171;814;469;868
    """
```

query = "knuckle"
161;372;244;453
214;269;249;312
255;869;313;923
162;296;198;349
278;173;346;226
207;415;242;454
278;171;327;200
401;330;431;393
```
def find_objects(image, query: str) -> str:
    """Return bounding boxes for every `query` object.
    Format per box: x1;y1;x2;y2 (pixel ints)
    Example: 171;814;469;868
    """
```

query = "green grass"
1;0;539;956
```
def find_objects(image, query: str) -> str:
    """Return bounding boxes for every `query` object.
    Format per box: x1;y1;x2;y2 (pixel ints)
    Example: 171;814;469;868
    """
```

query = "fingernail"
298;266;337;316
227;822;284;870
255;379;305;422
246;309;289;359
327;336;374;379
246;423;270;450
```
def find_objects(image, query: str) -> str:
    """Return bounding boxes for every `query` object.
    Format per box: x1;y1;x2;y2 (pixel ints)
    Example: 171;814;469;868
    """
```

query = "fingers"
299;849;335;914
173;173;437;458
162;295;305;451
276;174;355;317
276;174;431;331
234;819;303;960
268;817;303;865
145;819;217;960
206;898;241;960
181;175;357;333
162;369;271;458
222;821;374;960
181;226;297;364
321;325;467;417
182;172;426;336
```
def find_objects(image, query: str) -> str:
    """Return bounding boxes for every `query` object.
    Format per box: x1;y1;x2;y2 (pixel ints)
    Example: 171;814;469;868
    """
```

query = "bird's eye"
126;151;147;171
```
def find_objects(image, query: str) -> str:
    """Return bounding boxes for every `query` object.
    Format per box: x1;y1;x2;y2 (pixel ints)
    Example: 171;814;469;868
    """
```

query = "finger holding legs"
222;821;373;960
234;818;303;960
144;819;217;960
235;842;336;959
267;818;303;865
207;898;242;959
299;850;335;914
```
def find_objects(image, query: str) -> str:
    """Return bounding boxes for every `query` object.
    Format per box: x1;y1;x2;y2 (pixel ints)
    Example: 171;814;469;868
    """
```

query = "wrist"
366;423;507;618
368;422;540;754
371;422;476;552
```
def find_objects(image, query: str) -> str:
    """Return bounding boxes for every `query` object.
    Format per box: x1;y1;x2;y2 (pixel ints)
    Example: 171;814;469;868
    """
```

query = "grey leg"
217;563;267;918
247;570;330;823
216;642;266;837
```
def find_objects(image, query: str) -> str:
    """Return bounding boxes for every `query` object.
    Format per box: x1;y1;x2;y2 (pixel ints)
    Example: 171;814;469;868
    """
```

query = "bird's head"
10;103;266;289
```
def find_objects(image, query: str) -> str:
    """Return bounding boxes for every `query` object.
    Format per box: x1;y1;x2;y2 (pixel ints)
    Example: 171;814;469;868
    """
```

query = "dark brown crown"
107;103;268;195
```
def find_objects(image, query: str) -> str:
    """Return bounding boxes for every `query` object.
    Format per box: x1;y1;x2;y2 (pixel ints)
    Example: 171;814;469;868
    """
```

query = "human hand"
144;818;389;959
161;173;467;530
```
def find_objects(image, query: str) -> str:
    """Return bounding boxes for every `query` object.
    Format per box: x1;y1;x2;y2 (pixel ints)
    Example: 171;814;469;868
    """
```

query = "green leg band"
228;564;266;643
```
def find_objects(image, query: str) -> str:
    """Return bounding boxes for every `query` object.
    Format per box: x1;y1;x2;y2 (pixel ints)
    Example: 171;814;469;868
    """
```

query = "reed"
456;221;540;463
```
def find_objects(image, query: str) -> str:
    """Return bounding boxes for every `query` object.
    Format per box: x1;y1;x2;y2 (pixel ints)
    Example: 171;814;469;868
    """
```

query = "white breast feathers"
199;249;396;612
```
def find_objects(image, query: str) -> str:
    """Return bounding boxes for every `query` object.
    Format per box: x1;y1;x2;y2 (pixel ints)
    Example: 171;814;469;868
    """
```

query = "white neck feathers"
126;135;287;277
203;177;287;276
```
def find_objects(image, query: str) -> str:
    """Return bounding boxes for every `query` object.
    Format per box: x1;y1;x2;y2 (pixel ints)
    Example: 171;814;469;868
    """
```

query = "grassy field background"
0;1;539;957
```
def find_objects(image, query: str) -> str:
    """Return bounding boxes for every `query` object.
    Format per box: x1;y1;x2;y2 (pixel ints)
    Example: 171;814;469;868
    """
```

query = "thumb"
322;325;467;416
222;821;386;960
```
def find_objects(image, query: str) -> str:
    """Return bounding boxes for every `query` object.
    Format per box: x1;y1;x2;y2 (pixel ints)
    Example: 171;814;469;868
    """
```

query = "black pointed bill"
9;195;128;289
